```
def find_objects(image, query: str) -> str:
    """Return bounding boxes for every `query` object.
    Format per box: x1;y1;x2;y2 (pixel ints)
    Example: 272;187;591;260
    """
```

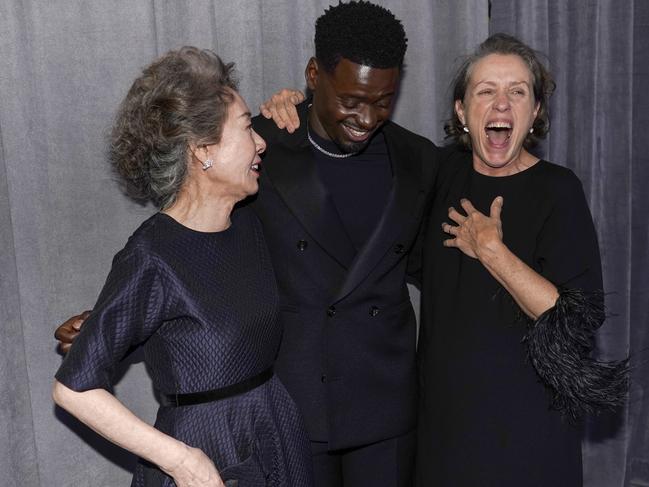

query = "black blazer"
249;101;440;450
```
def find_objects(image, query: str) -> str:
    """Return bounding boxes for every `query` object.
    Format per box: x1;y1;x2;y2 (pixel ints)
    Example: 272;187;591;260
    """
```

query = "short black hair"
315;1;407;72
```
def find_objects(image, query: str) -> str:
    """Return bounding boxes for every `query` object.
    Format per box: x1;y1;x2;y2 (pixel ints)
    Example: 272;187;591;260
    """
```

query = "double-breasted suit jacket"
248;101;439;450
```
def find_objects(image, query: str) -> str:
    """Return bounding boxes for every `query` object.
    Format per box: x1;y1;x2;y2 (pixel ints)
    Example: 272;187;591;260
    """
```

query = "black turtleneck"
308;126;393;252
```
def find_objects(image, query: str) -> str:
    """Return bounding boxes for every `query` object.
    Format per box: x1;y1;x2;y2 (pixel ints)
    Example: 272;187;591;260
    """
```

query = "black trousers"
311;429;416;487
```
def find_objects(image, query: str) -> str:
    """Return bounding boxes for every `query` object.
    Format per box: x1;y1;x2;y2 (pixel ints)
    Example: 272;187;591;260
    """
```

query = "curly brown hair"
110;46;237;208
445;33;556;150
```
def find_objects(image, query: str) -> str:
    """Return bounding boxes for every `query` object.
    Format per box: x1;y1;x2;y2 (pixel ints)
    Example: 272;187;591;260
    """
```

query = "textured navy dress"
56;207;313;486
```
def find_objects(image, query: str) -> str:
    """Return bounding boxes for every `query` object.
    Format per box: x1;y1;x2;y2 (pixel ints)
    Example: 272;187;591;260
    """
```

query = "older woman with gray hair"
415;33;627;486
52;47;313;487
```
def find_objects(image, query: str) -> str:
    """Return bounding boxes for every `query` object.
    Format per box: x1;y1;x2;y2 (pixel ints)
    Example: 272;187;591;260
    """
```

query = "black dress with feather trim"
415;151;626;487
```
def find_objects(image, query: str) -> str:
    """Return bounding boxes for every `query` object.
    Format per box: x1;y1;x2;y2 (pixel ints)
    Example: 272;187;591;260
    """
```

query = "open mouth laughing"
485;120;513;148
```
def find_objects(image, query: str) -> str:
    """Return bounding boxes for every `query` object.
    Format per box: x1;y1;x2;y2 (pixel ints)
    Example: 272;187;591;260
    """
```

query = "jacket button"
321;374;327;383
394;243;405;254
327;306;336;317
369;306;380;317
297;239;308;251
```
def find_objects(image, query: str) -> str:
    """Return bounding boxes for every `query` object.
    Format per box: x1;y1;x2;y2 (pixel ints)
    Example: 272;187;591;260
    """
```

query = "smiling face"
455;53;540;176
203;91;266;198
307;58;400;153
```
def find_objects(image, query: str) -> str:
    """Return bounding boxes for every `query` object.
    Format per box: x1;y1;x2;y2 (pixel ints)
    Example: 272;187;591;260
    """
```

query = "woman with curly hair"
52;47;313;487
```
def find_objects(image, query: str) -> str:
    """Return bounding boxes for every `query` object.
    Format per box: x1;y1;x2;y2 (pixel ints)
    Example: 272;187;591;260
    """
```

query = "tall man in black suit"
55;2;441;486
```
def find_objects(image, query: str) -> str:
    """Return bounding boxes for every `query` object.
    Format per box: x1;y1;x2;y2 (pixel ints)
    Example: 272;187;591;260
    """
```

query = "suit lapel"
264;106;356;270
334;123;424;302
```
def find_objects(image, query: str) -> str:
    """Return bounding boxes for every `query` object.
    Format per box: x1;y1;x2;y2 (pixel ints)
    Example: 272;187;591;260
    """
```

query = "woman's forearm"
52;380;186;474
477;240;559;320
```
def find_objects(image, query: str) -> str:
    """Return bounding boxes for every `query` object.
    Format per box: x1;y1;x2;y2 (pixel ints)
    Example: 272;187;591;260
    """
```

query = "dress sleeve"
525;170;627;419
533;170;603;291
55;244;166;392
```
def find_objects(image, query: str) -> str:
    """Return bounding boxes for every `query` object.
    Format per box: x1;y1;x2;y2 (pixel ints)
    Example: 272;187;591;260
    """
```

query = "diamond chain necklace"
307;125;358;159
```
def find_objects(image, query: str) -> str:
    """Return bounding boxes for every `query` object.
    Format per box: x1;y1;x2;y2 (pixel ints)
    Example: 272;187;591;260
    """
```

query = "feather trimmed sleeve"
525;168;628;419
524;288;628;419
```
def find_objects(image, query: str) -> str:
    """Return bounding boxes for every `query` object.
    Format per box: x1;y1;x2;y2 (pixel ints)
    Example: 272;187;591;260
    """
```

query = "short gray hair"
110;46;238;208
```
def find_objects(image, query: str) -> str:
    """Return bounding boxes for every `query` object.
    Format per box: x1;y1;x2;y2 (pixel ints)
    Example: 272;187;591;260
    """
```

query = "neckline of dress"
156;211;236;236
470;159;546;181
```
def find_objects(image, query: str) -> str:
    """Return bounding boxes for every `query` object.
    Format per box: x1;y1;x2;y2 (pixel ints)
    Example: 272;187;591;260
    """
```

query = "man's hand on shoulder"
55;310;91;354
259;89;305;133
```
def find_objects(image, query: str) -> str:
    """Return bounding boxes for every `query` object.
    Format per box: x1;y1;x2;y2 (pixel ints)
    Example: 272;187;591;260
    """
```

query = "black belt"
160;367;273;407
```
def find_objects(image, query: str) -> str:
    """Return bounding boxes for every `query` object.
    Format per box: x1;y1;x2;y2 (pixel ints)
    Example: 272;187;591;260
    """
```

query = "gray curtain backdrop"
0;1;487;485
0;1;645;486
